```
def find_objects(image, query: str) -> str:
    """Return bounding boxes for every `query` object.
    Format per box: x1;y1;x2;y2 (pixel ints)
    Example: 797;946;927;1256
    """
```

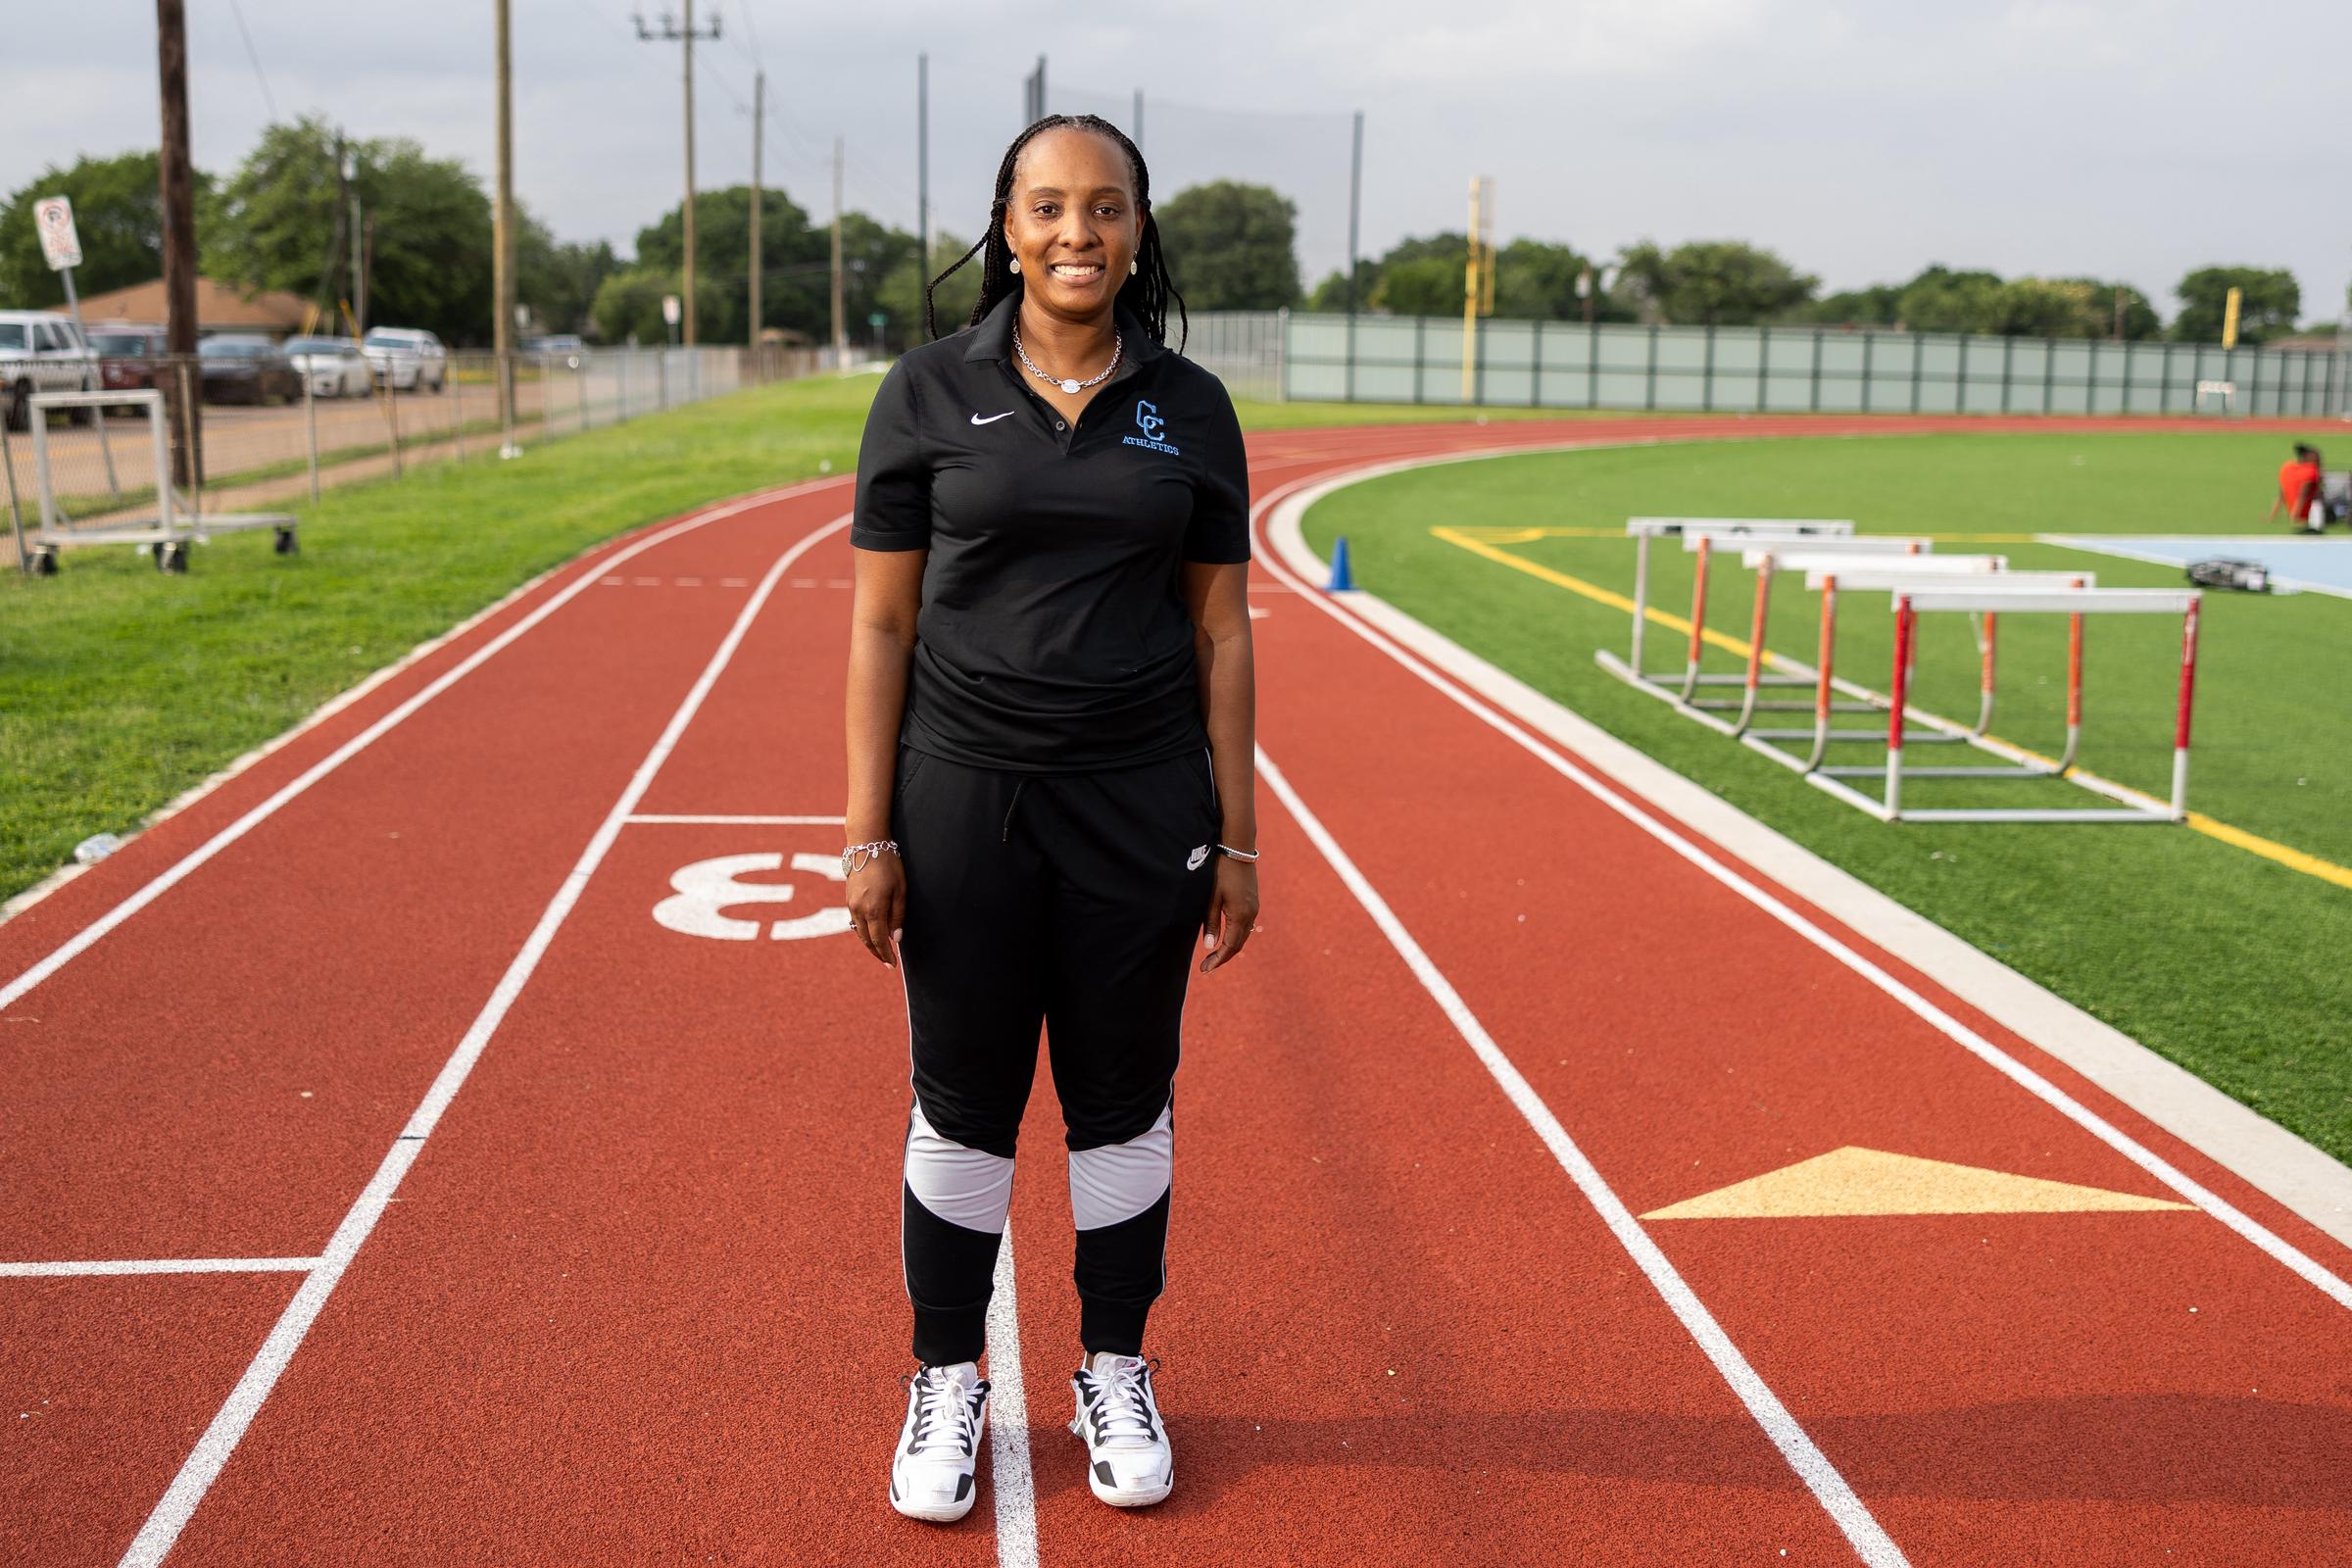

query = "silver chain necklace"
1012;323;1121;396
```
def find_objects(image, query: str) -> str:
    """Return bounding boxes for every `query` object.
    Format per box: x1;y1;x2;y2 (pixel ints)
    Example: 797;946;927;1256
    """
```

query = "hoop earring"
1008;257;1021;274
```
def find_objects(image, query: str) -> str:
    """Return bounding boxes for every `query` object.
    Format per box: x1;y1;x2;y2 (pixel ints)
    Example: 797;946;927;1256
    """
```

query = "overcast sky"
7;0;2348;320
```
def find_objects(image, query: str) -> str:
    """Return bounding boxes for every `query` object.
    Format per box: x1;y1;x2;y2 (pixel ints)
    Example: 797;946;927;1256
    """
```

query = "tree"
880;230;983;345
1893;266;2005;333
209;116;495;344
0;150;220;306
1371;250;1464;317
1616;239;1816;326
588;265;675;345
2173;266;2298;345
1152;180;1300;310
1490;238;1596;320
516;210;617;338
1802;284;1903;327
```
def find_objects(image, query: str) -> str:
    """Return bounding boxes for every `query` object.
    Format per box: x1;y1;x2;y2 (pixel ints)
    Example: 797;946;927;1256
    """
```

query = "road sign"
867;312;887;328
34;197;82;270
662;294;682;326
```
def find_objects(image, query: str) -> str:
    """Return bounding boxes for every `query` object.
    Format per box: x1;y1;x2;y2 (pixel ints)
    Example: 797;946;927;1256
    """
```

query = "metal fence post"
377;370;403;479
1644;325;1658;411
578;358;590;432
1998;336;2013;414
302;359;321;503
2;419;26;573
1909;336;1923;413
1412;317;1426;405
1757;326;1771;411
451;357;467;464
1531;318;1544;408
1701;324;1715;413
1587;320;1599;409
1807;329;1822;412
2041;337;2057;414
1956;334;1971;414
658;351;670;413
1860;330;1875;413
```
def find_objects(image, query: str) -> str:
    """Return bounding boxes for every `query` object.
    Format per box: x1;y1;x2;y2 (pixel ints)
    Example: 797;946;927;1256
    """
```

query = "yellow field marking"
1429;525;2352;892
1448;524;2049;544
1642;1147;2193;1220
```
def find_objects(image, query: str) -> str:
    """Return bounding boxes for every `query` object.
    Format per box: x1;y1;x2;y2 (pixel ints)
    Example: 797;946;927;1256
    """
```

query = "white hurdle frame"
1600;517;1854;692
1808;585;2203;824
27;388;297;569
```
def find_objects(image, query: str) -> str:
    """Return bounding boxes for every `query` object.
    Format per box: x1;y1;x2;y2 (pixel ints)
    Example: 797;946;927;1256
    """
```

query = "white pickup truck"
0;309;102;430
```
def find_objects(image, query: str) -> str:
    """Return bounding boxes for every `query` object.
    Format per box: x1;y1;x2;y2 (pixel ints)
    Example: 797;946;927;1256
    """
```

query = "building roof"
73;274;318;335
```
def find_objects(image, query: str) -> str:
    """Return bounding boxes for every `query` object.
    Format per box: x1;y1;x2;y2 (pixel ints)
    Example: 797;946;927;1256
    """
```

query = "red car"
89;323;171;392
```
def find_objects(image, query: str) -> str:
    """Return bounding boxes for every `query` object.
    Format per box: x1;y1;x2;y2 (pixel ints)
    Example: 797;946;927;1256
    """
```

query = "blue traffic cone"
1326;535;1354;592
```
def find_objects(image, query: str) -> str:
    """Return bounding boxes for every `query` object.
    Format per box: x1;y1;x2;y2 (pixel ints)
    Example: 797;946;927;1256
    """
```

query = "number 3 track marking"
652;853;854;941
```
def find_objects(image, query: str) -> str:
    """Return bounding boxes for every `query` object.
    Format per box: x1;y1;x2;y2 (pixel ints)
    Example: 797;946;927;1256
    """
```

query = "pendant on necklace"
1059;378;1080;394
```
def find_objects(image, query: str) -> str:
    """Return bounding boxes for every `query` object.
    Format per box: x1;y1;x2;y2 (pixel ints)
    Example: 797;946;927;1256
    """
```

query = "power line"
224;0;279;122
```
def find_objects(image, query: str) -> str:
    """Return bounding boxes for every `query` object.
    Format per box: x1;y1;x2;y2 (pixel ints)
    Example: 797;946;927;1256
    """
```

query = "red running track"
2;418;2348;1567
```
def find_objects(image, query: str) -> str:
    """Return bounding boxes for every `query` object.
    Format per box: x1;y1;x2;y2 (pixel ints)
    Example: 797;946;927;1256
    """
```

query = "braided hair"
924;114;1187;353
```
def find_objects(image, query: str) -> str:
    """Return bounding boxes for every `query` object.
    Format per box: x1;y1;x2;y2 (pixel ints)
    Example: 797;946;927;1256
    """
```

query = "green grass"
1302;431;2352;1162
1;373;881;905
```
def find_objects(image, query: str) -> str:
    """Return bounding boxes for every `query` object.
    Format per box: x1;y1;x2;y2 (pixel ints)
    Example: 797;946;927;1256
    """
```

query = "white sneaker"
890;1361;990;1522
1068;1352;1174;1507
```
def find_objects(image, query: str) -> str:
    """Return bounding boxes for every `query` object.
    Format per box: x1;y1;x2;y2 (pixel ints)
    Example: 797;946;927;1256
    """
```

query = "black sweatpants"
892;743;1220;1366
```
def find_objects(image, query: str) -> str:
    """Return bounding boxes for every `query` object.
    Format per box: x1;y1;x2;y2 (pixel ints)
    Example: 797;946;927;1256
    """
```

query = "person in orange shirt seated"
2267;444;2325;531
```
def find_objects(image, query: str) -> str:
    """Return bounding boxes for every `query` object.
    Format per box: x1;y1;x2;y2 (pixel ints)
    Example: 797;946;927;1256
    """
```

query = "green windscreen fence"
1185;311;2347;417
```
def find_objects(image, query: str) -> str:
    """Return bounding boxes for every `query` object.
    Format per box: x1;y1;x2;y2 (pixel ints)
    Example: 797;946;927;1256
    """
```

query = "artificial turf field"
1301;430;2352;1163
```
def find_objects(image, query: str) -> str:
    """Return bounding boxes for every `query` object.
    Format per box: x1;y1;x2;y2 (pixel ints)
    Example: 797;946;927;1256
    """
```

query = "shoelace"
906;1370;980;1459
1082;1358;1156;1447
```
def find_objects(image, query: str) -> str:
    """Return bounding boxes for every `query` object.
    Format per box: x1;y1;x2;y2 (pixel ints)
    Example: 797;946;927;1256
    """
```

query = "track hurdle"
1739;559;2097;772
1599;517;1854;698
1805;585;2203;824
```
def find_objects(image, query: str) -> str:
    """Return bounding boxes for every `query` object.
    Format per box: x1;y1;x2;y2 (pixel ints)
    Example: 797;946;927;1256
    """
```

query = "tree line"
0;135;2327;351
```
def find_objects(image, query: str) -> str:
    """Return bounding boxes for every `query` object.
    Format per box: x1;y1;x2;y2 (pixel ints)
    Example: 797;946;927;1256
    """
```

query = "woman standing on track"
842;114;1259;1523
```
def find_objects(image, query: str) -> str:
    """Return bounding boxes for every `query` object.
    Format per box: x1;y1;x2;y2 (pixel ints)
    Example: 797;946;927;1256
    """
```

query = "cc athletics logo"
1124;399;1179;456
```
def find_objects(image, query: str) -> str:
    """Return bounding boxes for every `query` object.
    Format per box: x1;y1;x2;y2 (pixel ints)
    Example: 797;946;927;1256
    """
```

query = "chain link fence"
4;343;818;573
1181;310;2352;420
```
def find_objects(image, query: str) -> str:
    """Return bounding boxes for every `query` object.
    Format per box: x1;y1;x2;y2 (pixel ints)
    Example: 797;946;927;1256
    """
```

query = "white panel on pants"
1068;1102;1174;1232
905;1099;1015;1234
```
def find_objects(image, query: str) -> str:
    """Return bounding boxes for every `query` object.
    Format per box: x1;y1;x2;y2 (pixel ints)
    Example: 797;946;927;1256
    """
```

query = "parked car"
0;308;101;430
524;332;587;369
362;326;448;392
89;323;170;394
280;335;373;398
196;335;301;406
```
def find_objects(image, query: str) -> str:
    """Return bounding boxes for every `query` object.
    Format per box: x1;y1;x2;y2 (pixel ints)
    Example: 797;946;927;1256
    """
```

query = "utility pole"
1133;88;1144;147
750;69;763;369
830;138;847;366
1346;110;1363;315
635;4;720;347
156;0;201;489
493;0;518;442
1023;55;1046;122
917;54;929;283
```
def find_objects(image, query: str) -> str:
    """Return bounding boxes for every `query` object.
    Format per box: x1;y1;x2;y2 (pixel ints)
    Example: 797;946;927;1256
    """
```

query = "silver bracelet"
1215;843;1260;862
842;839;900;876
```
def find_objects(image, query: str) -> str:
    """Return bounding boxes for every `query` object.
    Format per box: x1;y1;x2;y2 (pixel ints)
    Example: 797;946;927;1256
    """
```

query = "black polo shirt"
852;291;1250;773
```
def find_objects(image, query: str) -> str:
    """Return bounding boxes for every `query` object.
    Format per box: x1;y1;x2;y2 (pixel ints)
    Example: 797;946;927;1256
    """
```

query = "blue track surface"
2044;534;2352;599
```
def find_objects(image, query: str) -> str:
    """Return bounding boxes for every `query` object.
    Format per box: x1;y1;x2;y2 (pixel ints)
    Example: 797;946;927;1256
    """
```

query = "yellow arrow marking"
1642;1146;2193;1219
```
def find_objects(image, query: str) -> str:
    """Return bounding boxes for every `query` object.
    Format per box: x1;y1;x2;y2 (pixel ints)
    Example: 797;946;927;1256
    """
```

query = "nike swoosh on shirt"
969;411;1015;425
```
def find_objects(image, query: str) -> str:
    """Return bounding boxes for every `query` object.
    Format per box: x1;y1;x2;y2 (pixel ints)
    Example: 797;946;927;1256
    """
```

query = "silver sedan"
282;335;374;398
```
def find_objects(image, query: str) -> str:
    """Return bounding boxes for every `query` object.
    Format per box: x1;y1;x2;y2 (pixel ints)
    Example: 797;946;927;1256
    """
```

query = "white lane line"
1255;745;1909;1568
2;476;853;1014
1;1257;319;1278
623;813;847;826
985;1223;1039;1568
115;511;854;1568
1252;459;2352;1313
